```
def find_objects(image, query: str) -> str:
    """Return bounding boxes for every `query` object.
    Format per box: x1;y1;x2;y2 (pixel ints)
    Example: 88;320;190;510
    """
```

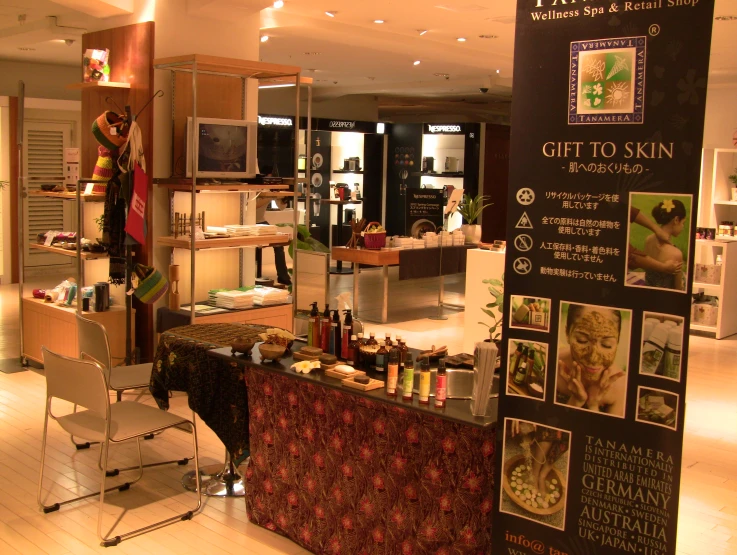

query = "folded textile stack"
215;290;256;309
424;232;439;248
253;286;290;306
224;224;280;236
439;231;453;247
411;238;425;249
390;236;413;250
208;288;230;304
452;230;465;246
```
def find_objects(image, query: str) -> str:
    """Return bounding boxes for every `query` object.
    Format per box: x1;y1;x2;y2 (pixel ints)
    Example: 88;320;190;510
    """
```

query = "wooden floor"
1;270;736;554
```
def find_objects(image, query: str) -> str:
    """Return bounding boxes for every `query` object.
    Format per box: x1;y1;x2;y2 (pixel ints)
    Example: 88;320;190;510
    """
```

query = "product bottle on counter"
342;310;353;360
384;333;393;348
402;353;414;401
365;332;379;370
347;335;359;366
509;342;524;377
513;347;529;386
397;338;408;371
308;302;320;347
375;341;388;372
329;310;340;356
320;305;331;352
435;358;447;408
356;332;366;366
641;323;669;375
663;327;682;379
419;358;431;405
387;348;400;397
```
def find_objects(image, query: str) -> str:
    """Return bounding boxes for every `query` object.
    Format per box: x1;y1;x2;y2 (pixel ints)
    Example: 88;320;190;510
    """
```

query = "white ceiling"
0;0;735;118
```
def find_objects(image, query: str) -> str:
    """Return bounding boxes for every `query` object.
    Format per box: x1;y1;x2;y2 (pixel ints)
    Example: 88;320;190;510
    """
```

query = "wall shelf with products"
65;81;131;91
690;240;737;339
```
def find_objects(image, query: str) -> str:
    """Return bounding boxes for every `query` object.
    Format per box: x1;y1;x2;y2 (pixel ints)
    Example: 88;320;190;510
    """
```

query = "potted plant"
456;193;492;244
479;276;504;349
730;169;737;202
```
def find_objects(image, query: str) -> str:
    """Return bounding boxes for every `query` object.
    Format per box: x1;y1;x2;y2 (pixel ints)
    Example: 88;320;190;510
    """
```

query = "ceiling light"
260;35;269;43
715;15;737;20
413;60;421;66
304;52;321;55
374;19;385;24
273;0;284;7
457;37;466;42
496;69;500;74
434;72;449;78
479;34;498;39
259;84;295;89
418;29;428;35
325;11;336;17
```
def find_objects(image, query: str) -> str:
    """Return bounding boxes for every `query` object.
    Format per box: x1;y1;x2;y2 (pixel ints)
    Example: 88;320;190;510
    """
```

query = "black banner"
495;2;714;555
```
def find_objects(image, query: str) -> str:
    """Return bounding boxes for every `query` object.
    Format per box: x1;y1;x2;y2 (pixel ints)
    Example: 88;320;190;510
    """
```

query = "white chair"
74;314;193;474
38;347;201;547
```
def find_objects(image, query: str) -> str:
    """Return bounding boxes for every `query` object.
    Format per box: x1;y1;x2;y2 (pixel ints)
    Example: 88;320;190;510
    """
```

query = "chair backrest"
42;347;109;416
76;314;113;378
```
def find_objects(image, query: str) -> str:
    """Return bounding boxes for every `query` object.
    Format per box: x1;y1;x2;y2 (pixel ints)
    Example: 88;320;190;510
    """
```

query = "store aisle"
1;278;737;553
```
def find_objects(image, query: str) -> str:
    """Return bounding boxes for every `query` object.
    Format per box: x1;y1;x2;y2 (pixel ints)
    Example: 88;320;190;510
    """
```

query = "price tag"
44;231;57;247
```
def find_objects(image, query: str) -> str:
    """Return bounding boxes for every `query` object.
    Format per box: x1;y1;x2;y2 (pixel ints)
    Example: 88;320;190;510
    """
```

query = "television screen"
197;123;248;174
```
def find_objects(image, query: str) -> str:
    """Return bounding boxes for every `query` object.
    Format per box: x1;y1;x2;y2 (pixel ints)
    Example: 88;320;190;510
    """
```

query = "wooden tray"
342;376;384;391
324;368;366;380
293;350;322;362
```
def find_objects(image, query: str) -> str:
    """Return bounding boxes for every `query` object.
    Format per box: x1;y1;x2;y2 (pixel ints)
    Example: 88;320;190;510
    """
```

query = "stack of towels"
215;290;256;309
224;224;279;236
253;286;290;306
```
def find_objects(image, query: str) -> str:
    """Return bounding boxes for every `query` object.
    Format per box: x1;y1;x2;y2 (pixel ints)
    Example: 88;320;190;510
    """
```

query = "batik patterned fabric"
150;323;270;463
245;367;496;554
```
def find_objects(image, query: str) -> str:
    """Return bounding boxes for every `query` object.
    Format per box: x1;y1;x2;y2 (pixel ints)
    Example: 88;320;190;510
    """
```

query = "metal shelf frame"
153;55;313;325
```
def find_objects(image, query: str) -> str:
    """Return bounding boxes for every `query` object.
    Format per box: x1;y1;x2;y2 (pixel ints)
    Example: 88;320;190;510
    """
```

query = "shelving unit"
19;184;128;365
154;54;310;325
691;239;737;339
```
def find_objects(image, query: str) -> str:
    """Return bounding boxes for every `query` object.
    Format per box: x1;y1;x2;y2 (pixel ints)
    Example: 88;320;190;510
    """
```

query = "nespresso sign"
329;120;356;130
425;124;464;134
258;115;294;127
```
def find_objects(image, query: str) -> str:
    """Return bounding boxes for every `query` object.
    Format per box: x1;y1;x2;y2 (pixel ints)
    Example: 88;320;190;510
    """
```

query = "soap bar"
334;364;356;375
354;375;370;384
320;354;338;365
301;346;323;357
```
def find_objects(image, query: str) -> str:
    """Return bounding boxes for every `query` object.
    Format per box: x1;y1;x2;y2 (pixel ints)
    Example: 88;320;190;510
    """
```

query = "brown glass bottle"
347;335;359;367
435;358;447;408
387;348;400;397
356;332;366;366
375;342;388;372
364;332;379;370
384;333;393;348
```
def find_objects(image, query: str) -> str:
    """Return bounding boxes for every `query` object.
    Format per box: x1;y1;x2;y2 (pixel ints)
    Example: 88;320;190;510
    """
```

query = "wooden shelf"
693;282;721;294
30;244;108;260
153;54;306;81
157;234;290;250
333;170;364;175
690;323;717;333
28;191;105;202
155;181;290;193
714;201;737;206
23;296;126;315
66;81;131;90
412;172;465;178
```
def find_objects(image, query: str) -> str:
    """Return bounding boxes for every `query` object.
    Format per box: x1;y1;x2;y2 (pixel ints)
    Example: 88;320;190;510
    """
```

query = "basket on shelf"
363;222;386;250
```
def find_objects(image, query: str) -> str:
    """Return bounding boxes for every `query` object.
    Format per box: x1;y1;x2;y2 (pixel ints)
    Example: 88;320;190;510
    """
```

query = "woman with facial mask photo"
556;304;627;417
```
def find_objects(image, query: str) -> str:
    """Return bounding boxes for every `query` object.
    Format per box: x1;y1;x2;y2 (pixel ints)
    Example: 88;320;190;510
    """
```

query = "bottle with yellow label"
419;358;431;405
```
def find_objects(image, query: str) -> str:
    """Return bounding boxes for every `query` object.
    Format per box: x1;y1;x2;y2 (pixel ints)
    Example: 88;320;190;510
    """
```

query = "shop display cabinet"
153;55;312;330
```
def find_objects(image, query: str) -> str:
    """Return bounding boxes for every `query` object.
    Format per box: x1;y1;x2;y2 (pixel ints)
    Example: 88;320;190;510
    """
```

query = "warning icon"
515;212;534;229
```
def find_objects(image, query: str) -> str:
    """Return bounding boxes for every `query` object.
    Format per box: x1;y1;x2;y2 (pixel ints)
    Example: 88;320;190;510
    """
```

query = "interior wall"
259;90;380;122
0;99;8;283
0;61;80;101
703;84;737;149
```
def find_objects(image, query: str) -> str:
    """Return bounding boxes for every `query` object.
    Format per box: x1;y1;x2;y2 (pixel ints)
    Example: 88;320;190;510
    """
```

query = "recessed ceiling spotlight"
715;15;737;20
457;37;466;42
418;29;428;35
374;19;385;24
304;52;321;55
413;60;421;66
260;35;269;43
496;69;500;74
325;11;336;17
273;0;284;8
479;34;498;39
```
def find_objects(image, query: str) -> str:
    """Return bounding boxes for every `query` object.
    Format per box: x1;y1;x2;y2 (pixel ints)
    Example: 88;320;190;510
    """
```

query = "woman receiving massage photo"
642;199;687;291
557;304;627;417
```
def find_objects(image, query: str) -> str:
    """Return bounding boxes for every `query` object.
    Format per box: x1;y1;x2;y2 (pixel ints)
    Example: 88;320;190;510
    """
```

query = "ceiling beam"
48;0;134;18
0;16;85;48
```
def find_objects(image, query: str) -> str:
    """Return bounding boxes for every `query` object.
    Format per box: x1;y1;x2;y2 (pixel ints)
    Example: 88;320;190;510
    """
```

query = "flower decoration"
662;199;675;212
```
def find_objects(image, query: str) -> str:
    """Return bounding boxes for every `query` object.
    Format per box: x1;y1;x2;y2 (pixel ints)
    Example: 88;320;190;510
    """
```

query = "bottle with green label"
402;353;414;401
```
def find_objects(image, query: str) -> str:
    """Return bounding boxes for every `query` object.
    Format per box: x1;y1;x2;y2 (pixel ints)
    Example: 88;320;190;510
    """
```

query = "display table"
151;323;271;496
208;345;496;554
331;245;472;323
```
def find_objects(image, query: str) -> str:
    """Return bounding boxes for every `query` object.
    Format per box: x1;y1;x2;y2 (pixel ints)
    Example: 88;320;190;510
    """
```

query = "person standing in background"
256;165;291;285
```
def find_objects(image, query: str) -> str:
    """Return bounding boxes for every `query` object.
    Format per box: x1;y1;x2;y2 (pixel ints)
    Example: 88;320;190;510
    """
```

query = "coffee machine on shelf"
445;157;460;173
422;156;435;173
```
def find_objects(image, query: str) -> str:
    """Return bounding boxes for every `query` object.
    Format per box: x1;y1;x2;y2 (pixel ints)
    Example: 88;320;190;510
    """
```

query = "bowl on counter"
258;343;287;362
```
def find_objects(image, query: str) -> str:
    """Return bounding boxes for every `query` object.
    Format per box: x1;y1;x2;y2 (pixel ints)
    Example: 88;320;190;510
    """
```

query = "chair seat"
109;363;153;391
57;401;189;443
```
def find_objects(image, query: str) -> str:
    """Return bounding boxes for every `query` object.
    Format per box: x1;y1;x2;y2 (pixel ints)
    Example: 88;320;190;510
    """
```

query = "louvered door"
23;121;73;268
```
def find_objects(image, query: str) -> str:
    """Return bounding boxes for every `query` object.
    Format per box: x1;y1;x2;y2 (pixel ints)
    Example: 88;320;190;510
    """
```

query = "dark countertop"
208;343;497;429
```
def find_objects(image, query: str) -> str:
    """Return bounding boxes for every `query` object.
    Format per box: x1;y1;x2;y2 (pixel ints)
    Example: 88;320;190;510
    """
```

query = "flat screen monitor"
186;117;258;179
